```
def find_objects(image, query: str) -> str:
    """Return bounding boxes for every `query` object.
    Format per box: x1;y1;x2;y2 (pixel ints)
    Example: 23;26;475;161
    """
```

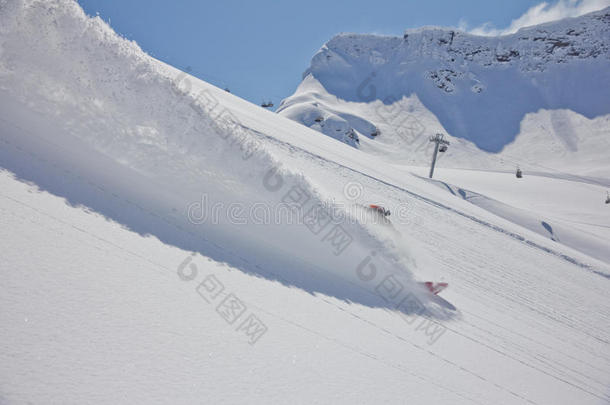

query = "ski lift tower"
428;133;450;178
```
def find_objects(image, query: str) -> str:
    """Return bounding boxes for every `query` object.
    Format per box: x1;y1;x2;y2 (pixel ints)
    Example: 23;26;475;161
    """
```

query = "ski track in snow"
5;109;610;402
1;1;609;404
2;166;609;404
2;139;610;403
244;123;610;279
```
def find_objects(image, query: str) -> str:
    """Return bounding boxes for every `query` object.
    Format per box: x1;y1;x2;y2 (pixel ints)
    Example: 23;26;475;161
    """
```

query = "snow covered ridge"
319;9;609;76
278;8;610;172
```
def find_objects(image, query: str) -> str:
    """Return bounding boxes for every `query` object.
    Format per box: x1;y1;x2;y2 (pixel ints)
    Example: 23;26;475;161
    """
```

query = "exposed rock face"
278;8;610;153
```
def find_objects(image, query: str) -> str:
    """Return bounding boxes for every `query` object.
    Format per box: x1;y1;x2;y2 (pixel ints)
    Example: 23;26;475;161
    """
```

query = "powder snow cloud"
467;0;610;36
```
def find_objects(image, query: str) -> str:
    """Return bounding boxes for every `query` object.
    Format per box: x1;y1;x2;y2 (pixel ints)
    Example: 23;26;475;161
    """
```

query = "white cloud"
468;0;610;36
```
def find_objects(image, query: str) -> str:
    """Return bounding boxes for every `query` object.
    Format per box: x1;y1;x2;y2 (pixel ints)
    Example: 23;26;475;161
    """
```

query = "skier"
368;204;390;217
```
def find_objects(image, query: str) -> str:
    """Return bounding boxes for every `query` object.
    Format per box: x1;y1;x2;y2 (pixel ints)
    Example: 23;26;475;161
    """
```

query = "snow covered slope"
1;1;610;404
408;166;610;264
277;8;610;176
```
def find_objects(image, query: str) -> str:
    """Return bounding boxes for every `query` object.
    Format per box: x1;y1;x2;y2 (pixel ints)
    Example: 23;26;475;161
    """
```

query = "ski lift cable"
501;155;609;188
448;137;610;188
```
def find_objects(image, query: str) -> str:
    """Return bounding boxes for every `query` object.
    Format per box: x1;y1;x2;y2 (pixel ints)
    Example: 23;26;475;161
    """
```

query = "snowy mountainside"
0;0;422;292
278;8;610;175
1;1;610;404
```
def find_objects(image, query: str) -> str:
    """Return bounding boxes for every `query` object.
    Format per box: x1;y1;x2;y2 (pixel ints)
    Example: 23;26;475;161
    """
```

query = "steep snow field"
1;1;610;404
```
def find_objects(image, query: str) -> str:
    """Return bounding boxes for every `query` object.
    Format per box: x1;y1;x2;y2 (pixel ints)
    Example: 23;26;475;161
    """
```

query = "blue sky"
76;0;594;105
